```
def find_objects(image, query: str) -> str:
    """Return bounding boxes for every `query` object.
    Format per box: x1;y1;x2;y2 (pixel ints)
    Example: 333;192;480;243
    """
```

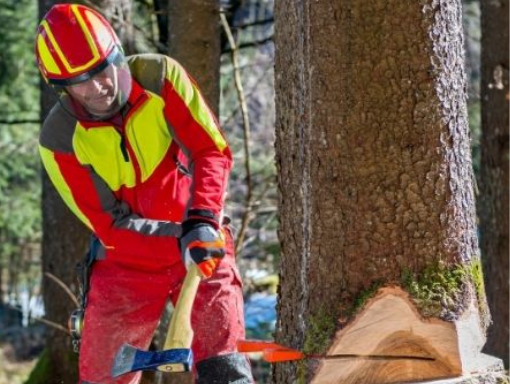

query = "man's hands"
179;220;226;278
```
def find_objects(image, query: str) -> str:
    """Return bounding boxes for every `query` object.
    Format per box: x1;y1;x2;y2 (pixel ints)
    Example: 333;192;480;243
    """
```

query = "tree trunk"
168;0;221;114
91;0;136;54
155;2;221;384
153;0;169;53
479;0;509;369
36;1;135;383
37;0;87;382
273;1;504;383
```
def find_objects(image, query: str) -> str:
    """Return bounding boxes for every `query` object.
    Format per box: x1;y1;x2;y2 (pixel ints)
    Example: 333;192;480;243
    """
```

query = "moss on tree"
303;308;337;355
401;259;488;320
347;281;384;317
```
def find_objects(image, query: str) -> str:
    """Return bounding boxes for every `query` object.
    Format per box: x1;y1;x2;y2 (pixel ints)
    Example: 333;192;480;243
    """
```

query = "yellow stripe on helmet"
36;34;62;76
40;5;102;75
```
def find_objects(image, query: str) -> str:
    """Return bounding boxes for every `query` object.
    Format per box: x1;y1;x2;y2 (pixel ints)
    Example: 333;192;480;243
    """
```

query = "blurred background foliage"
0;0;41;314
0;0;485;382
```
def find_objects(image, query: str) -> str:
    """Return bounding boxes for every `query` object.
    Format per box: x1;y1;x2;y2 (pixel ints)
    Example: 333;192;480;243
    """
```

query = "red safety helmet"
35;4;132;119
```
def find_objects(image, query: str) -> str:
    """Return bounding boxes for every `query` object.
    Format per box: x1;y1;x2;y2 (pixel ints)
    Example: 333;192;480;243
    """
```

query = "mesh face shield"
51;47;132;121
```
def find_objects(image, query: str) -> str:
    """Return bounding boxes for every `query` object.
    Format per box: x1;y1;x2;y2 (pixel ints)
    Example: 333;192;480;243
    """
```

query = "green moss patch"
401;259;485;318
303;308;337;355
348;280;384;317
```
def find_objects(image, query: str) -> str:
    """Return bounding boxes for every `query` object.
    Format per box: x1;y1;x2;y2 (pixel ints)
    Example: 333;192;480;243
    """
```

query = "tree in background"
36;0;86;382
143;3;222;384
273;1;504;383
32;1;135;383
168;0;222;113
479;0;509;368
86;0;136;54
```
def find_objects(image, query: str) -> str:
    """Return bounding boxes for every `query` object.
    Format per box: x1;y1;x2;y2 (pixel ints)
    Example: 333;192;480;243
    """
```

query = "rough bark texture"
168;0;221;114
479;0;509;368
39;3;88;384
37;1;134;383
159;2;221;383
274;1;497;383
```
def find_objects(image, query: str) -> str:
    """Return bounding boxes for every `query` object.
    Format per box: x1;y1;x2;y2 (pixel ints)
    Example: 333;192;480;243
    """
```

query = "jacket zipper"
122;97;147;186
119;136;129;162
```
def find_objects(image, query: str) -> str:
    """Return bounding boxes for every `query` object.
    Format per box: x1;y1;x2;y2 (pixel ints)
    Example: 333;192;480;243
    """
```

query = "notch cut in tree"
311;287;503;384
273;1;506;383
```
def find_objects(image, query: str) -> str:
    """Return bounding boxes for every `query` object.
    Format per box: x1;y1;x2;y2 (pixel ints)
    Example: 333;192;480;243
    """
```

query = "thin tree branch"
0;119;41;125
221;61;273;127
220;12;254;256
35;316;70;335
233;17;274;30
81;0;167;53
44;272;80;307
222;36;274;54
7;305;70;335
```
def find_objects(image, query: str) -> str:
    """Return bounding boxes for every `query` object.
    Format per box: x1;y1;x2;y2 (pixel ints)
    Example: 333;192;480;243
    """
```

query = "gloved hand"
179;220;226;278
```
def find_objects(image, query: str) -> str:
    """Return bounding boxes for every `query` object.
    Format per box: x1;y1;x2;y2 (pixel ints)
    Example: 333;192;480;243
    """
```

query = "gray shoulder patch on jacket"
39;103;78;154
127;54;167;95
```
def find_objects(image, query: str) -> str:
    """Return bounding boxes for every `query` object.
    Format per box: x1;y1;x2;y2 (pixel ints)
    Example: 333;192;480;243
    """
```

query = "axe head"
111;343;193;377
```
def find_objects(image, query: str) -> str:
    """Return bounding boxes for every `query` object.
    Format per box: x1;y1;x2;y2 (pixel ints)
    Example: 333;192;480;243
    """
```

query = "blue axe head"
111;343;193;377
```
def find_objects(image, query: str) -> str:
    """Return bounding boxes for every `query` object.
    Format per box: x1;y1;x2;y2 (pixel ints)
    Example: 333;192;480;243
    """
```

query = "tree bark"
37;1;135;383
155;2;221;383
90;0;136;54
36;5;83;384
479;0;509;369
168;0;221;114
38;0;88;380
273;1;504;383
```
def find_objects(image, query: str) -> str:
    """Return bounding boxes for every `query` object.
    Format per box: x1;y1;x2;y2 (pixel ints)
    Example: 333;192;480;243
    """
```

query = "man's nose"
87;79;104;94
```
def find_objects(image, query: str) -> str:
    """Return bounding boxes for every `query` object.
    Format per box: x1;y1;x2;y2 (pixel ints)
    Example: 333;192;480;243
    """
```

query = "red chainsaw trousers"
78;227;247;384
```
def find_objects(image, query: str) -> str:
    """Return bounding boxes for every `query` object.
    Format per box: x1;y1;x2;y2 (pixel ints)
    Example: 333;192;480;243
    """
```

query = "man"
35;4;253;384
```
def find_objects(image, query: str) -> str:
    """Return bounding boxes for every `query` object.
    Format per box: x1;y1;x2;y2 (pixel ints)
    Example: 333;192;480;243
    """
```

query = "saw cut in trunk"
312;287;461;384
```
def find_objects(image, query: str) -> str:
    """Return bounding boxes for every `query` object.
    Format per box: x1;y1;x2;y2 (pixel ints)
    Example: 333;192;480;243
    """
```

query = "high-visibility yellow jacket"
39;54;232;269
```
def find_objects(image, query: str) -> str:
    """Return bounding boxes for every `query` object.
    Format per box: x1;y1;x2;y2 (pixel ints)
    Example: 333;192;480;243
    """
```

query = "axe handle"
163;264;201;350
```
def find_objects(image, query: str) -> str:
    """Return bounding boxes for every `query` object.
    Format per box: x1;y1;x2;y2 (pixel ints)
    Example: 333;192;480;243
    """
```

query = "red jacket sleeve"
39;145;182;269
162;57;232;224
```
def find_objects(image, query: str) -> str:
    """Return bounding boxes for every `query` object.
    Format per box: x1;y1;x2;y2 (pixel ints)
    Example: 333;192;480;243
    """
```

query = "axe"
111;264;201;377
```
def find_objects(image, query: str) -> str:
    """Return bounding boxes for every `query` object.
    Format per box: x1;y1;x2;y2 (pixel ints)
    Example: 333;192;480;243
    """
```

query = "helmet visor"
55;51;132;120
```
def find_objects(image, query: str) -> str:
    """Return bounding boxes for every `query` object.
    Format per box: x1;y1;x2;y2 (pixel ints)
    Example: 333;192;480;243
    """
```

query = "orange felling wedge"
237;340;288;353
263;349;305;362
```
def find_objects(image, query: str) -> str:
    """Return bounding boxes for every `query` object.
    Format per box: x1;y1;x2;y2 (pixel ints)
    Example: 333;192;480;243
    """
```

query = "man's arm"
161;57;233;227
39;145;182;268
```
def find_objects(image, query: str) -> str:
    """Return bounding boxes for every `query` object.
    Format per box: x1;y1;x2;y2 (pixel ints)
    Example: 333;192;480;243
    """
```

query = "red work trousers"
78;228;246;384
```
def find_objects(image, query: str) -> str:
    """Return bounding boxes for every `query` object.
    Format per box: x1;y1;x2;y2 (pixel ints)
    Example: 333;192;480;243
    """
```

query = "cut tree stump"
311;287;504;384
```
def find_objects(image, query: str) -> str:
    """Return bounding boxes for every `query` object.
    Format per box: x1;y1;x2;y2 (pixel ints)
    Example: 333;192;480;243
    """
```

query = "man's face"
66;64;119;117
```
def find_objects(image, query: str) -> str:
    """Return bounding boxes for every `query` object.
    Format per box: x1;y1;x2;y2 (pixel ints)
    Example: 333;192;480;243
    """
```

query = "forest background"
0;0;506;383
